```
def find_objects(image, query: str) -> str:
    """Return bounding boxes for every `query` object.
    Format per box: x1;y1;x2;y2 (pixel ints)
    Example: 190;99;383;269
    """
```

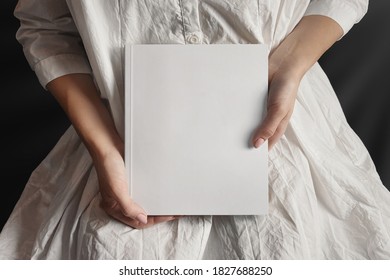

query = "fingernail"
254;138;265;148
136;213;148;225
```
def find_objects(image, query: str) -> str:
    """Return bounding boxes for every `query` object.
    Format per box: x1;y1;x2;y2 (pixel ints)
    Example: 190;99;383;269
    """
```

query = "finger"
144;216;178;227
103;199;179;229
252;104;287;148
111;210;146;228
135;216;177;229
103;201;144;228
111;209;177;229
118;196;148;224
267;114;291;149
101;192;148;225
106;181;149;224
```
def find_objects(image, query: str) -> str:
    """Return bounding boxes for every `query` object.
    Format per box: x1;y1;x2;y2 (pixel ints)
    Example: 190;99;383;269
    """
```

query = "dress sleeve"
14;0;92;89
304;0;369;38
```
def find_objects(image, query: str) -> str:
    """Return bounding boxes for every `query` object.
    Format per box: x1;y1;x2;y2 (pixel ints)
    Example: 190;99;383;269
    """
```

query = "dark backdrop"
1;1;389;231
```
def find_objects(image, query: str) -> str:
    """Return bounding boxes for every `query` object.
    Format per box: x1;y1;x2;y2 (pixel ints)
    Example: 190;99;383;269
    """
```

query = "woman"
1;0;389;259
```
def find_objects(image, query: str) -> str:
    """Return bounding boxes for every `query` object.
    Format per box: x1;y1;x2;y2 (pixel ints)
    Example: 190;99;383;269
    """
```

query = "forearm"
269;15;343;81
47;73;123;161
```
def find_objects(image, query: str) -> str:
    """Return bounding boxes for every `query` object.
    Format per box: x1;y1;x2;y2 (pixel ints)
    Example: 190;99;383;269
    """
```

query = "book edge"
124;44;133;196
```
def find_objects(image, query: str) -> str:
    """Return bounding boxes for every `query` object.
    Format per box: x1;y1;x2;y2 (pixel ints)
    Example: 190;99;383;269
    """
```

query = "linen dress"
1;0;390;259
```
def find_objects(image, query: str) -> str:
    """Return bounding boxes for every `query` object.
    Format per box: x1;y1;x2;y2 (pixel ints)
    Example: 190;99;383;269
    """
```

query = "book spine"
124;44;133;195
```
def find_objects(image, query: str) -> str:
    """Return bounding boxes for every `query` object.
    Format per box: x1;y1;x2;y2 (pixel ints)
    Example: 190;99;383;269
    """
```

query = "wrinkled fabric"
1;0;390;260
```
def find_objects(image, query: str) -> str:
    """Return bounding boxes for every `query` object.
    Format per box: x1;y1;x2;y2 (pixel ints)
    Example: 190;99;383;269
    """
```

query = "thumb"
116;193;148;225
252;106;285;148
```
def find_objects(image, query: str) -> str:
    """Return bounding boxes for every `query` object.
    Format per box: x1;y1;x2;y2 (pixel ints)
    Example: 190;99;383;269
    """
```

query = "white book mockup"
125;44;268;215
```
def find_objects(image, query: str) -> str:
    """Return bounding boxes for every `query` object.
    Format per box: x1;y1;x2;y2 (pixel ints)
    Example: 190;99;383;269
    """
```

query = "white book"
125;44;268;215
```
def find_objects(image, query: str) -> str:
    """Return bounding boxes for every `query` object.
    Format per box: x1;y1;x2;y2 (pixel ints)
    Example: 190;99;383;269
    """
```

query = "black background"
1;1;389;231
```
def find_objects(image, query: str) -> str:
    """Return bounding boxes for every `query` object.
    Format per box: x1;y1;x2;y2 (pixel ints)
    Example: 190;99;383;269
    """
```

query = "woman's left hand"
251;68;300;150
251;15;343;150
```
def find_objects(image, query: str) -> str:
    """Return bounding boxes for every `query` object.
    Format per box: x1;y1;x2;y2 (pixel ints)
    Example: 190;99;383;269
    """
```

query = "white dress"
1;0;390;259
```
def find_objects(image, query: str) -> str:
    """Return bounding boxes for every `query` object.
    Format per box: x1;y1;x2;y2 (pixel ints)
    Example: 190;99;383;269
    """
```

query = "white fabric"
2;0;390;259
304;0;368;37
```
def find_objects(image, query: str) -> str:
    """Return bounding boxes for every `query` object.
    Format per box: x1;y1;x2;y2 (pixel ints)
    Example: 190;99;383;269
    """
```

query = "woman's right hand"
48;73;177;229
94;141;178;229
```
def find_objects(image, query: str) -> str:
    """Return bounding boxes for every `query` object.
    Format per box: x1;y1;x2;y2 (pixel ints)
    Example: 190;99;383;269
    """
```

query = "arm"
14;0;175;228
47;74;175;228
252;15;343;149
252;0;369;149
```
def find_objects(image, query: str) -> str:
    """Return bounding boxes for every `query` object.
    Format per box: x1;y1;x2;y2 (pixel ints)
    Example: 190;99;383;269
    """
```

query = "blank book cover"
125;44;268;215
